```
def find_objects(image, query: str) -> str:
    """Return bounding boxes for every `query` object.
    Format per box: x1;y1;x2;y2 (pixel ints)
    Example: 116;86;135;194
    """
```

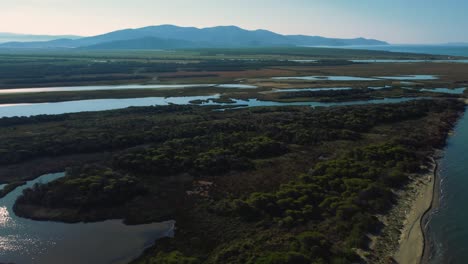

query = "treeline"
0;100;463;166
276;89;374;101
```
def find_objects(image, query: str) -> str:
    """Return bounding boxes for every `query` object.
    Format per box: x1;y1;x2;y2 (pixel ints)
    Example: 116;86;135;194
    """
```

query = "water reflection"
420;87;466;95
0;96;428;118
0;94;222;118
0;172;174;264
0;206;17;228
272;87;352;93
376;75;439;80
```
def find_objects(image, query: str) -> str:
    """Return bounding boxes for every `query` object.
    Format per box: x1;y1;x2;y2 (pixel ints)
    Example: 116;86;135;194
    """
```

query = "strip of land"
394;157;437;264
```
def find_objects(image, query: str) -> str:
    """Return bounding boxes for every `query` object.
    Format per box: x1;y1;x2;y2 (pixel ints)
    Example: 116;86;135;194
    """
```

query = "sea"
345;44;468;57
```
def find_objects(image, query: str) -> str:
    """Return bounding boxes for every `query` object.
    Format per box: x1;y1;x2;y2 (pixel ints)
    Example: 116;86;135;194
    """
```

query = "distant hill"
0;33;82;43
0;25;388;49
84;37;201;50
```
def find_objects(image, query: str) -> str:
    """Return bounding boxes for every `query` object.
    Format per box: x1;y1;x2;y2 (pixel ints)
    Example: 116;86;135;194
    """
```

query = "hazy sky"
2;0;468;44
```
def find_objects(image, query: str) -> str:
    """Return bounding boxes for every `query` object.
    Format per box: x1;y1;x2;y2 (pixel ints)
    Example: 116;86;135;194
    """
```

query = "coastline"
392;156;437;264
368;155;438;264
420;155;441;264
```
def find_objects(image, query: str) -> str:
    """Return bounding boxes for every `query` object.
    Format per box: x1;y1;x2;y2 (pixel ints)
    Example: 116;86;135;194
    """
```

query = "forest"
5;99;463;263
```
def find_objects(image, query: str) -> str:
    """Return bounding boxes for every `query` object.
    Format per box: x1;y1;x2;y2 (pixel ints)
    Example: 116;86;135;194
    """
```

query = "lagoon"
0;95;428;118
0;95;221;118
376;75;439;80
224;97;425;109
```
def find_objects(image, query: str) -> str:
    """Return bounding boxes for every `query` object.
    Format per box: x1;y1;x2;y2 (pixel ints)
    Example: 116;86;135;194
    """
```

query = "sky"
2;0;468;44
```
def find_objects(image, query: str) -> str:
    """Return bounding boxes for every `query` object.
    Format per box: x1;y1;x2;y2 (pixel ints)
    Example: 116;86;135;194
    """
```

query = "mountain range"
0;25;388;49
0;33;82;44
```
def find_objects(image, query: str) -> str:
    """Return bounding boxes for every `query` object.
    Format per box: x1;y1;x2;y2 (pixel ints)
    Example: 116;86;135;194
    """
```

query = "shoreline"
420;155;441;264
393;155;438;264
420;108;466;263
367;154;439;264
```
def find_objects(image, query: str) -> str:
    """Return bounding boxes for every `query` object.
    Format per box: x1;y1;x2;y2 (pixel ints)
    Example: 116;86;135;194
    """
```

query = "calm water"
272;87;352;93
214;84;257;89
0;95;221;118
420;88;466;95
375;75;439;80
352;59;468;64
346;44;468;57
222;97;425;110
0;172;175;264
0;83;257;94
426;110;468;264
289;59;318;63
352;59;429;63
272;75;439;81
0;96;426;118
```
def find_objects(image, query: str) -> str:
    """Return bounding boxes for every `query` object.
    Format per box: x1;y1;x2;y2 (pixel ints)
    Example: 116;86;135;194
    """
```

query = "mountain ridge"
0;25;388;49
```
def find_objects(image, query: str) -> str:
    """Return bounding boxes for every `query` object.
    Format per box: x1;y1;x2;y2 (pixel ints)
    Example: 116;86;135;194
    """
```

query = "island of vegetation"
0;98;462;263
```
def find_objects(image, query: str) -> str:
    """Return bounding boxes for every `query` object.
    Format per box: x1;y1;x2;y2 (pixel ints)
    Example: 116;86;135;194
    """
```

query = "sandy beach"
393;158;437;264
365;157;438;264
